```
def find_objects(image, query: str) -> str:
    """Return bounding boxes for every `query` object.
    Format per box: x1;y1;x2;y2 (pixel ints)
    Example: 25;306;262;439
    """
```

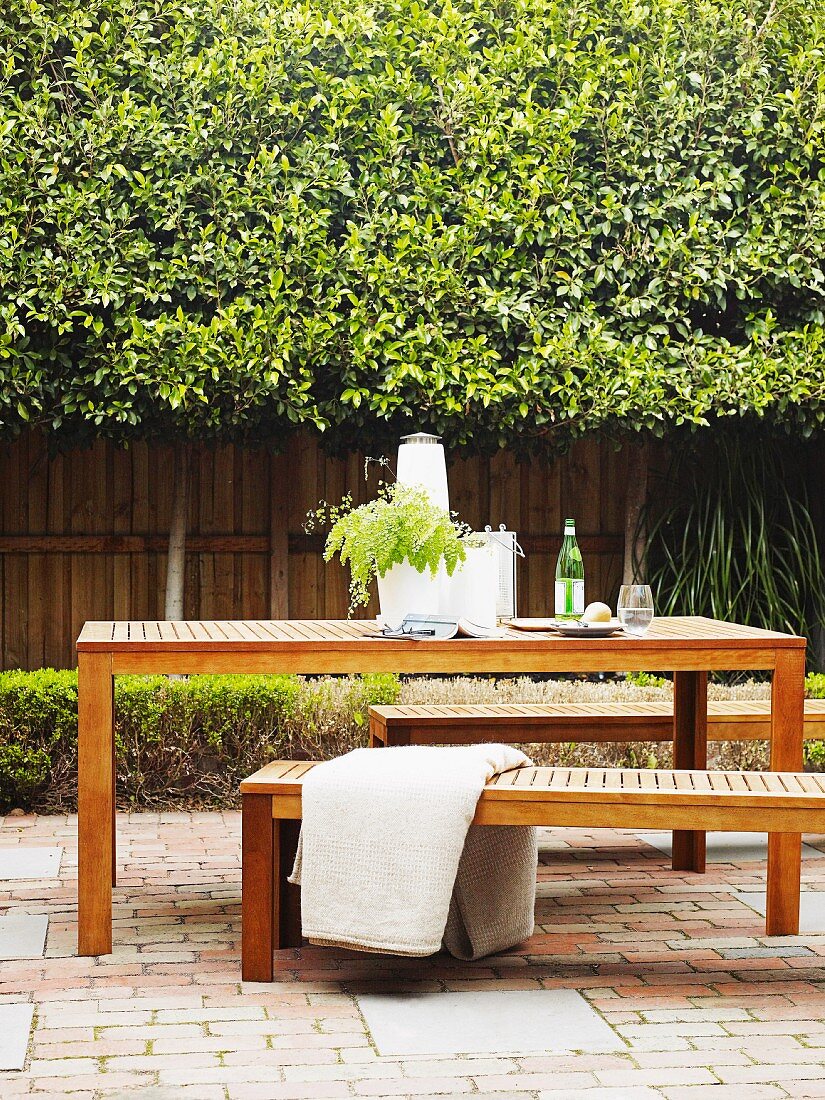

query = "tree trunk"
622;440;650;585
269;451;290;618
164;445;191;620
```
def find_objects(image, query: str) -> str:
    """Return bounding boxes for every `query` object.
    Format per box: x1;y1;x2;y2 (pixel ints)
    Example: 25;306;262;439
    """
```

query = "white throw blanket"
289;744;537;958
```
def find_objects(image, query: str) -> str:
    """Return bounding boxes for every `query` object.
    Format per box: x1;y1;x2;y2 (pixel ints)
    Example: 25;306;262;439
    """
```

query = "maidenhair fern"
307;483;468;612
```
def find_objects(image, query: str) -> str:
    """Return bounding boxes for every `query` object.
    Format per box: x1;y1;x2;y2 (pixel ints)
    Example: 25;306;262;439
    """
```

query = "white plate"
508;617;625;637
553;619;624;638
509;618;560;631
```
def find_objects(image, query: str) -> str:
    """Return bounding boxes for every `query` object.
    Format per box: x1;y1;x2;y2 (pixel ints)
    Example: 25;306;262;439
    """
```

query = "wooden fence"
0;430;636;670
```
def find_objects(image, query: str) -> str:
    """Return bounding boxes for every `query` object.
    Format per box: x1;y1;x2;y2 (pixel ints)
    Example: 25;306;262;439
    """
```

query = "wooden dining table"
76;615;806;955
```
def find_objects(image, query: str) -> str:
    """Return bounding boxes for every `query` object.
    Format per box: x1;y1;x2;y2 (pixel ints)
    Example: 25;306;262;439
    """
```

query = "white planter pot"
440;545;498;628
376;561;441;630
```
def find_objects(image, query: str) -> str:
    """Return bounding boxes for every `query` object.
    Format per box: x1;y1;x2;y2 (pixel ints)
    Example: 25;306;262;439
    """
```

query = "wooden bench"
369;699;825;747
240;759;825;981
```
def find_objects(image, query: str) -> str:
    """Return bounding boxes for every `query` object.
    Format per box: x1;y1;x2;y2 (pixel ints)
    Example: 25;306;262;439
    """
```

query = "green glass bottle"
554;518;584;619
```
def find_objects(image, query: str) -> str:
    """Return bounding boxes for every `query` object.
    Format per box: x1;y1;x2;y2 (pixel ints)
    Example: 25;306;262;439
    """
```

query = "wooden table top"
78;616;803;653
75;616;800;673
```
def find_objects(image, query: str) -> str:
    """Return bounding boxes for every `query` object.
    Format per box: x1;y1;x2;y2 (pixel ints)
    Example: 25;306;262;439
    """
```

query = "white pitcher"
440;544;498;629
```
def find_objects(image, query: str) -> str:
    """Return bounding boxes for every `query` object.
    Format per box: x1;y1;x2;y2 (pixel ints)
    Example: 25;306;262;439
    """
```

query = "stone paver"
0;846;62;880
637;832;825;863
0;1003;35;1070
735;890;825;935
0;812;823;1097
0;913;48;960
357;988;622;1055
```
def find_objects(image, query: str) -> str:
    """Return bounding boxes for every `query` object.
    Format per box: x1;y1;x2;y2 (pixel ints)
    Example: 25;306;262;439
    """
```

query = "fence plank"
69;445;99;664
269;451;290;618
130;442;150;626
112;446;131;621
240;447;268;618
26;433;48;668
212;444;236;618
321;449;349;619
151;443;175;620
3;438;28;668
288;434;320;618
43;449;70;667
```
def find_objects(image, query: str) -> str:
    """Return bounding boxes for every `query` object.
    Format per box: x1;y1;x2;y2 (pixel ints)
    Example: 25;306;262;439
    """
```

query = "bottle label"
554;580;584;616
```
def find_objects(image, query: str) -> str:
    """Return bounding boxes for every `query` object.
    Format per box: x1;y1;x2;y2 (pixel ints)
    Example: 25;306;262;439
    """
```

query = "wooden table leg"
767;648;805;936
78;652;114;955
672;671;708;872
242;793;275;981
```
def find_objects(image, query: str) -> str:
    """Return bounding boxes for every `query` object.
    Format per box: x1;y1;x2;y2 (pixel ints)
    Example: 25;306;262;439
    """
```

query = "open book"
380;613;502;640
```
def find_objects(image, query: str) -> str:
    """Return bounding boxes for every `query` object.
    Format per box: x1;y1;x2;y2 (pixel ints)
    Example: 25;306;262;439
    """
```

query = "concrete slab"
0;848;62;880
0;914;48;960
356;988;623;1056
0;1003;33;1070
637;832;825;863
735;890;825;934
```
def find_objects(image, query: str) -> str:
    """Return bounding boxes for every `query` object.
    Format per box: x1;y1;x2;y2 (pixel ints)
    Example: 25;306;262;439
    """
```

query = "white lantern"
396;432;449;512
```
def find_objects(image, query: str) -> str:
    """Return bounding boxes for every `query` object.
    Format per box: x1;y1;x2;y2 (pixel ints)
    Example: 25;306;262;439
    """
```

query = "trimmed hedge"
2;0;825;452
0;670;399;813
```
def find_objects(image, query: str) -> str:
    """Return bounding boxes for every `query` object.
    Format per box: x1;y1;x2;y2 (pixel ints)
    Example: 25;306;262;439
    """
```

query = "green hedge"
0;670;399;813
2;0;825;452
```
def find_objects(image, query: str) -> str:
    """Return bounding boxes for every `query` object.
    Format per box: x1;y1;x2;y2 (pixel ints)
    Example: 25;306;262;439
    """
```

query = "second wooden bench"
369;699;825;747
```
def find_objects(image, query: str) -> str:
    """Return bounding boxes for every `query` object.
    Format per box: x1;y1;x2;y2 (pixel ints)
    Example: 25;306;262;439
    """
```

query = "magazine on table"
379;613;502;640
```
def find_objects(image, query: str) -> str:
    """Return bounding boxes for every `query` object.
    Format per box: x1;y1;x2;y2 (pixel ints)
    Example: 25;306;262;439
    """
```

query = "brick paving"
1;812;824;1098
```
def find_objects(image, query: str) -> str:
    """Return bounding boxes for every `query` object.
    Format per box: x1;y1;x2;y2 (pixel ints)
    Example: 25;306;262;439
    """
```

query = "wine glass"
618;585;654;636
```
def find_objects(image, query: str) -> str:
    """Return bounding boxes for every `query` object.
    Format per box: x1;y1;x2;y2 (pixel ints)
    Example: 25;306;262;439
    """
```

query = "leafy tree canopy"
1;0;824;452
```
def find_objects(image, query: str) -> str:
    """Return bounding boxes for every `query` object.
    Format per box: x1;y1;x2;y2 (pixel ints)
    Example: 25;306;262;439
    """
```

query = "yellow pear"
581;601;612;623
